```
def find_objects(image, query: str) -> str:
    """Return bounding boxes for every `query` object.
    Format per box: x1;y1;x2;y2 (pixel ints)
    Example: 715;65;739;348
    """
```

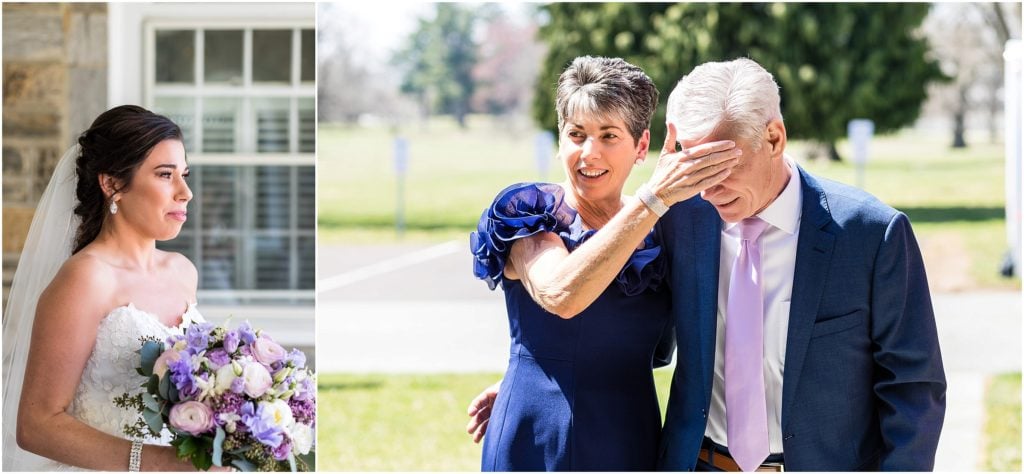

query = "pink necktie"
725;217;771;472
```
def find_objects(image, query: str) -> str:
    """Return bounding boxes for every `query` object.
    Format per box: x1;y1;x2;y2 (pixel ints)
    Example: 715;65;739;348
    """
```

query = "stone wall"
2;3;107;309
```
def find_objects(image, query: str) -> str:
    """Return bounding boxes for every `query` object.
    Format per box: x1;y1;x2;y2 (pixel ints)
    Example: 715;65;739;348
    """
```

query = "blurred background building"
2;2;316;358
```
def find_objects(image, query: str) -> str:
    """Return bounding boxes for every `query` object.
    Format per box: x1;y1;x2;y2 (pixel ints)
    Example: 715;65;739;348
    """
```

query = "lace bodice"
44;303;204;471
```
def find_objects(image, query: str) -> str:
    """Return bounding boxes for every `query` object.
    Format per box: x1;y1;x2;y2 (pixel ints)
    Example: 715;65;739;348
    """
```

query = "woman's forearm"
17;410;193;471
514;196;659;318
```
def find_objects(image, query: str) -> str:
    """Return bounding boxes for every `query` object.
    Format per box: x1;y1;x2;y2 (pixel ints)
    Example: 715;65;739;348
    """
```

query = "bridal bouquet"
118;321;316;471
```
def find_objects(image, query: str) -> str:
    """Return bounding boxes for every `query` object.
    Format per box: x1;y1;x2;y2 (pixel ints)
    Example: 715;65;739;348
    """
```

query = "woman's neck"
90;221;158;271
562;183;624;230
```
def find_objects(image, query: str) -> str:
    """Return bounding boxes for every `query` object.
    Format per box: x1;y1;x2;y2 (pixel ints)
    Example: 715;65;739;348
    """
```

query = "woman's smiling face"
559;113;650;206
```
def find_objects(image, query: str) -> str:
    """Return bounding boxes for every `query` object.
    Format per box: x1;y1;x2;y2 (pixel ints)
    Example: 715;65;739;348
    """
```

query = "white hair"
666;58;782;149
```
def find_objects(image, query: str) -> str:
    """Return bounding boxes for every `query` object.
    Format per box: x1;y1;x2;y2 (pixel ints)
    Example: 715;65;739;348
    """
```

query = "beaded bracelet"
129;440;143;472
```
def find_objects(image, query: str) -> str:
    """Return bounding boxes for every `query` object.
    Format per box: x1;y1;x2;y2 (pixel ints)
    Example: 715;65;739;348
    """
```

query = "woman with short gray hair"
467;56;741;470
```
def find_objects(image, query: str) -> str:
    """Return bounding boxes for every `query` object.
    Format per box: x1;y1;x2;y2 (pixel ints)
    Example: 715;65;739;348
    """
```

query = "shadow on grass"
318;380;384;391
894;206;1004;223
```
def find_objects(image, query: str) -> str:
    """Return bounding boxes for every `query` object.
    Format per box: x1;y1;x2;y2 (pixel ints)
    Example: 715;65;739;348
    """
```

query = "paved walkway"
318;242;1022;471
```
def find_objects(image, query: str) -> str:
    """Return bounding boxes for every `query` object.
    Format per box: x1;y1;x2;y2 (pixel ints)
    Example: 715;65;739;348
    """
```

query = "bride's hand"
644;122;741;207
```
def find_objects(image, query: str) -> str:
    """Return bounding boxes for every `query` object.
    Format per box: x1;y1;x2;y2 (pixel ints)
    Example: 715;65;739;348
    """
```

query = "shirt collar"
723;155;802;235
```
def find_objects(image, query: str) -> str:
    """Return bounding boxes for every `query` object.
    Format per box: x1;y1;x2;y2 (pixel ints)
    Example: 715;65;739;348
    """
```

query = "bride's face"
114;139;192;240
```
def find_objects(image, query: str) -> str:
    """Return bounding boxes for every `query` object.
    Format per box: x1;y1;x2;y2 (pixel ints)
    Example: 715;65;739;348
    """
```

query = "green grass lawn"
317;370;676;471
984;372;1022;472
318;118;1020;289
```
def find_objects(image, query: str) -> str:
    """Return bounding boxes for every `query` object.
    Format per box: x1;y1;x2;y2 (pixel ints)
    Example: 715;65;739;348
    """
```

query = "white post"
1003;39;1022;276
847;119;874;189
394;136;410;237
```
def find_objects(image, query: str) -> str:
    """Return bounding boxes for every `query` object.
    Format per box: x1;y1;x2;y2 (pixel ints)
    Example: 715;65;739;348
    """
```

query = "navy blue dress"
470;183;672;471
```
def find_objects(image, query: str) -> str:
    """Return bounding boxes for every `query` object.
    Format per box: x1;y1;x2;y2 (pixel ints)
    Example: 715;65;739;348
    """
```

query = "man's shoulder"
800;168;901;227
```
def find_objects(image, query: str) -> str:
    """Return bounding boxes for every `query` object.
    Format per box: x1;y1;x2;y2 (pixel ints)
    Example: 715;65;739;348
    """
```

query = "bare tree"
923;3;1021;147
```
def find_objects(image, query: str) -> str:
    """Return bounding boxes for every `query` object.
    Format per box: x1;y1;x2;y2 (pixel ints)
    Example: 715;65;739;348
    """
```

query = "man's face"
680;121;787;223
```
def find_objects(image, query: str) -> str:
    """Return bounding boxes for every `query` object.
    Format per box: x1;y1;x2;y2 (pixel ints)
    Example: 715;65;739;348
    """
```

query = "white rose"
289;423;314;455
241;362;273;398
214;363;237;395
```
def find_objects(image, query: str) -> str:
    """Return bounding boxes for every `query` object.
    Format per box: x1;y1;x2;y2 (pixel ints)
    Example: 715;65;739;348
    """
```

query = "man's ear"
765;119;787;159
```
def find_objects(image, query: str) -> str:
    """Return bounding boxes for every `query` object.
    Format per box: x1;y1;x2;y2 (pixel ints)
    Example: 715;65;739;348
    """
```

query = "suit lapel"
781;168;836;431
693;201;722;404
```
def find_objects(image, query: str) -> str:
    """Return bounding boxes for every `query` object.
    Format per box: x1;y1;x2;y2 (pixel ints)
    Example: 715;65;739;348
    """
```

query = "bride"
2;105;221;471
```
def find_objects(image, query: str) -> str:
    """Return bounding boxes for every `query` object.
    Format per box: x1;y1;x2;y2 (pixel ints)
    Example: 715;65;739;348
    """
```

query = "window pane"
298;98;314;153
298;235;315;289
204;30;243;85
297;166;314;230
252;98;290;153
199;166;239;230
254;236;291;289
153;97;196;153
300;29;314;83
156;30;195;84
255;166;291;230
252;30;291;83
202;98;243;153
202;235;239;290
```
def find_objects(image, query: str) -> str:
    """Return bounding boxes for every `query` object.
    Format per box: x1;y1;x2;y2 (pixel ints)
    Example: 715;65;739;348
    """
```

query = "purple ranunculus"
168;355;198;398
237;322;257;345
206;348;230;368
169;401;215;435
223;330;240;353
284;349;306;368
251;337;287;366
272;439;293;461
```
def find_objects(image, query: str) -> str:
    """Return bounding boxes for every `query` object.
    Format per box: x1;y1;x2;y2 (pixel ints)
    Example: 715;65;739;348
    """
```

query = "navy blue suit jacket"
656;167;946;471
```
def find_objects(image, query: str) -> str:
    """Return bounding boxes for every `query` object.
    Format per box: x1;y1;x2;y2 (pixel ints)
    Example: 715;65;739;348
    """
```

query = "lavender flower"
241;402;285;448
168;355;199;398
223;330;240;353
185;322;215;355
284;349;306;368
237;321;257;345
206;348;230;368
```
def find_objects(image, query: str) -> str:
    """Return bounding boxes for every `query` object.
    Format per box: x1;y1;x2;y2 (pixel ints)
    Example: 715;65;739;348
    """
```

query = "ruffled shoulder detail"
470;183;576;289
470;182;665;295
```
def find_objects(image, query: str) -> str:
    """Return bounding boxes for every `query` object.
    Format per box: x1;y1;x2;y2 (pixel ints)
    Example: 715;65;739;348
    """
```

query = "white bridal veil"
2;145;82;470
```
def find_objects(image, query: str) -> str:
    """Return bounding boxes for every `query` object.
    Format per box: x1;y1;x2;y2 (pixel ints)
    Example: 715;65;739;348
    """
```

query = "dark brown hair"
555;56;659;143
73;105;183;253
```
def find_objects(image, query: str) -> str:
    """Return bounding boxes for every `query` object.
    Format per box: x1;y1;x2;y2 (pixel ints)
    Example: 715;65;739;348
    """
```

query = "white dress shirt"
706;157;803;454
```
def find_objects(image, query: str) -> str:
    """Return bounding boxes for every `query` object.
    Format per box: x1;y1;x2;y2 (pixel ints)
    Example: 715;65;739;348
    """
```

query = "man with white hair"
467;57;946;471
655;57;946;471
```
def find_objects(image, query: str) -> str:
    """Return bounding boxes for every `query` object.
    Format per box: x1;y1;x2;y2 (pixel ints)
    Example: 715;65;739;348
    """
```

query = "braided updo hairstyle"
73;105;184;253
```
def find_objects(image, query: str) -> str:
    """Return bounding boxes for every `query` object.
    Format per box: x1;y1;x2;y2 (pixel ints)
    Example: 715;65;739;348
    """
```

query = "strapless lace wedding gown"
37;303;203;471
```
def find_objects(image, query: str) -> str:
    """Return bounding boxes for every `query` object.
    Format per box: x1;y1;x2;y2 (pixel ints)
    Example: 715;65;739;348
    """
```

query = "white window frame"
143;20;315;165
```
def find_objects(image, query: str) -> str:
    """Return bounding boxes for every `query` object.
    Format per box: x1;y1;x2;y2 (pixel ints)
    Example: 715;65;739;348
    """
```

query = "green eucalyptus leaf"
212;426;226;467
147;375;160;395
139;341;162;376
143;408;163;435
142;394;161;412
158;373;171;400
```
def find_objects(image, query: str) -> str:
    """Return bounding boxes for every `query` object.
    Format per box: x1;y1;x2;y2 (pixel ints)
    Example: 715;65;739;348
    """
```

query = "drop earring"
110;201;118;215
